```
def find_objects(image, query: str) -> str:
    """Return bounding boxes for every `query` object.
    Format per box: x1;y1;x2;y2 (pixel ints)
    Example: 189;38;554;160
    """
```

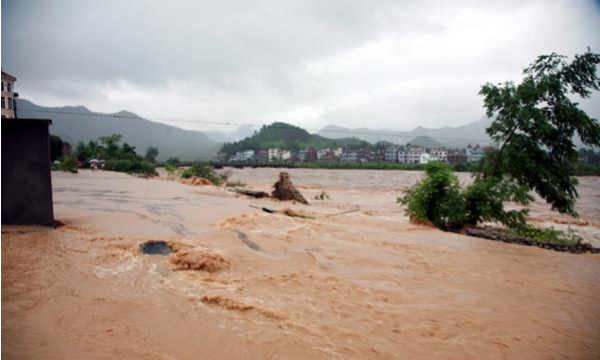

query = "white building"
398;147;424;164
466;144;484;162
317;149;330;160
429;148;448;162
419;153;433;164
281;150;292;160
241;150;255;161
341;151;359;163
268;148;282;161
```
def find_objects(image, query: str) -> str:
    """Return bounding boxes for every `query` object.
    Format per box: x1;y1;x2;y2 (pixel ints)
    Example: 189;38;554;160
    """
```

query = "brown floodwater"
2;169;600;359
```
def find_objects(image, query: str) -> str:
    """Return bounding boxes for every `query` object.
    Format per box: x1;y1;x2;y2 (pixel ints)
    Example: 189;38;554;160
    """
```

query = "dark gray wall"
2;118;54;226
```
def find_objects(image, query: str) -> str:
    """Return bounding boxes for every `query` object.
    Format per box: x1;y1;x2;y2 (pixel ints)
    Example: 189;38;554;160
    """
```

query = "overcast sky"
2;0;600;132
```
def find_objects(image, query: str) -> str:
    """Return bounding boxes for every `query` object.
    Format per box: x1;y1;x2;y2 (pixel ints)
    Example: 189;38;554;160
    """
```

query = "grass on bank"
507;225;583;246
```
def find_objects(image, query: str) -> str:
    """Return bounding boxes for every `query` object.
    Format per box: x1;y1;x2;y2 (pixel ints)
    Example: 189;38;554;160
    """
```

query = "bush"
181;163;224;185
104;159;157;176
60;155;78;173
398;162;467;230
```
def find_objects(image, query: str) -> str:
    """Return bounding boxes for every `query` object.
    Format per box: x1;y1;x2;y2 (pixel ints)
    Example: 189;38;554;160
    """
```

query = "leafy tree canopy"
50;134;64;162
144;146;159;163
479;49;600;217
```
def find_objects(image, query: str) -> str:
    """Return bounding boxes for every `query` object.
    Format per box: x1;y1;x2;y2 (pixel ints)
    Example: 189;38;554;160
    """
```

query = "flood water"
2;169;600;359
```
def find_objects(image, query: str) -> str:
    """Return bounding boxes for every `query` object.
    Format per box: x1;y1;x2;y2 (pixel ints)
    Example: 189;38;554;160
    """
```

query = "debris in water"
200;295;254;311
279;208;314;219
170;251;230;272
140;240;173;255
271;172;308;204
233;229;262;251
234;189;269;198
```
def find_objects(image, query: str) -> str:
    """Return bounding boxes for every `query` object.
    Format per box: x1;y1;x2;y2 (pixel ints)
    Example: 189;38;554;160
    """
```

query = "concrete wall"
2;118;54;226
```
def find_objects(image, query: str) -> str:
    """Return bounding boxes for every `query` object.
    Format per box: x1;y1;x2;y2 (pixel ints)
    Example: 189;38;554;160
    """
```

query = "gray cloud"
3;0;600;132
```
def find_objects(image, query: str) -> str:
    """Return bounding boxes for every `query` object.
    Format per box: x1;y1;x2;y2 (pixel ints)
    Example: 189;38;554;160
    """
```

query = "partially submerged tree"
478;49;600;218
400;49;600;231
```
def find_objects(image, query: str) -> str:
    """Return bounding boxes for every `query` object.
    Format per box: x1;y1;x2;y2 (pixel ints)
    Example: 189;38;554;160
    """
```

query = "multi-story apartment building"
429;148;448;162
240;150;255;161
466;144;484;162
398;147;424;164
268;148;282;161
341;151;359;163
384;147;399;162
2;71;18;118
447;150;468;164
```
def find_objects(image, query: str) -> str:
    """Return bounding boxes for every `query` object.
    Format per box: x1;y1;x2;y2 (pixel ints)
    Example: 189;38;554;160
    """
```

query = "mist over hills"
16;99;220;161
16;98;503;162
318;117;494;149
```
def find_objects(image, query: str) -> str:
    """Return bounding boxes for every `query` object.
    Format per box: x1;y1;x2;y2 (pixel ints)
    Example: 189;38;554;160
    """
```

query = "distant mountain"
16;99;220;161
407;136;445;148
319;117;494;148
219;122;363;156
204;125;257;143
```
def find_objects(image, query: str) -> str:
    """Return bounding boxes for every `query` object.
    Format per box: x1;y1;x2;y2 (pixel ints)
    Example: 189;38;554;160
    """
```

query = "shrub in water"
181;163;224;185
398;162;466;230
60;155;78;173
104;159;157;176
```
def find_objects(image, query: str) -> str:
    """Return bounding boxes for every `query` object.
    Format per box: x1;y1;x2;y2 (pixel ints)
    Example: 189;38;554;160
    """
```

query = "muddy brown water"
2;169;600;359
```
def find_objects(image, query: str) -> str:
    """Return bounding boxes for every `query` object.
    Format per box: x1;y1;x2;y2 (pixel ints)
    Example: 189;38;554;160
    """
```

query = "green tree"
400;50;600;233
60;155;78;173
99;134;123;160
479;49;600;218
121;142;139;161
144;146;159;163
49;134;64;162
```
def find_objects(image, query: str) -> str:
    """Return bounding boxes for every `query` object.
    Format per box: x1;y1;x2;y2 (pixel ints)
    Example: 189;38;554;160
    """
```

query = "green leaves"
480;49;600;217
398;162;467;231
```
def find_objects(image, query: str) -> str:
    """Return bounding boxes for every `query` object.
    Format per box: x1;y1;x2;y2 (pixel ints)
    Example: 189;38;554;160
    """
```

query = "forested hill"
219;122;365;156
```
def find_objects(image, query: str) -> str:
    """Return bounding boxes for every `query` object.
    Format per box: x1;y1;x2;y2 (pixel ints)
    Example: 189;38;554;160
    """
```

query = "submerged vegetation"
398;162;466;230
400;49;600;245
180;163;225;185
507;225;582;246
59;154;78;173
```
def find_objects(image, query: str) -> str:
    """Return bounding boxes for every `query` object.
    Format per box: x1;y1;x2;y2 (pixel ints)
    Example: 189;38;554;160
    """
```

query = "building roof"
1;118;52;125
1;71;17;81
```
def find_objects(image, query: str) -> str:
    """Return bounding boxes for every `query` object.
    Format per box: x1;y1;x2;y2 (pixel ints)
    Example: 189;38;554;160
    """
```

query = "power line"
16;106;492;143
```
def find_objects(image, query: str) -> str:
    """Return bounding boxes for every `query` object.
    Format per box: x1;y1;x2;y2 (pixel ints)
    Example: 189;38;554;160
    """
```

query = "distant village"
222;144;492;164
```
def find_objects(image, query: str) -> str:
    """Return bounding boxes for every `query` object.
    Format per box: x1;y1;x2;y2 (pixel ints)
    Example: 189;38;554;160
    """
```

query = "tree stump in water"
272;172;308;204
